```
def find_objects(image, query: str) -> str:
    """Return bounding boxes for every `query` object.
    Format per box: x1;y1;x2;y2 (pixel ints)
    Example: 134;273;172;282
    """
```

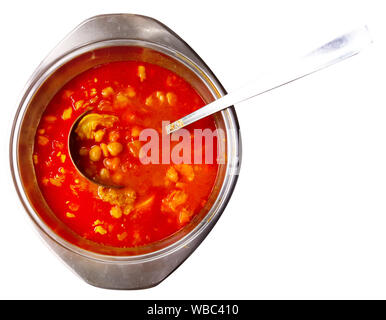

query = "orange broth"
33;61;219;248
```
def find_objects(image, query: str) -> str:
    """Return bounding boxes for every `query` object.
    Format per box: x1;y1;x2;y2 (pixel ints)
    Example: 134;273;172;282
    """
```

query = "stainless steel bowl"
10;14;241;289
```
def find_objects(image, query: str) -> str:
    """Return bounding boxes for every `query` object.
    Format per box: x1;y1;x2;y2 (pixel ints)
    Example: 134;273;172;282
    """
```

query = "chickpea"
166;166;178;183
112;172;123;184
100;143;109;157
110;206;122;219
100;168;110;180
38;135;49;146
90;88;97;96
94;129;105;143
101;86;114;98
107;142;123;156
115;92;129;108
111;157;120;169
89;145;102;162
103;157;120;170
131;126;141;138
137;65;146;82
103;158;112;170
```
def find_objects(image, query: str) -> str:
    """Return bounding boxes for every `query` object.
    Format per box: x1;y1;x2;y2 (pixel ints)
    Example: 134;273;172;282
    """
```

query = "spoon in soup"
166;26;371;134
68;110;125;188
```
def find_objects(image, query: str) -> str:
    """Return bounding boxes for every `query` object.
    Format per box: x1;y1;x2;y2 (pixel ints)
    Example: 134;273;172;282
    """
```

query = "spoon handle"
166;26;372;134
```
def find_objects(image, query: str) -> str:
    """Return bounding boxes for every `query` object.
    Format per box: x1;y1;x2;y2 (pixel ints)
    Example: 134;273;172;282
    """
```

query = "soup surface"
33;61;219;248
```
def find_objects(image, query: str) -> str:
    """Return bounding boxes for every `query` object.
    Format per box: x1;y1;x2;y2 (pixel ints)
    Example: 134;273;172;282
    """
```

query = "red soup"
33;61;219;248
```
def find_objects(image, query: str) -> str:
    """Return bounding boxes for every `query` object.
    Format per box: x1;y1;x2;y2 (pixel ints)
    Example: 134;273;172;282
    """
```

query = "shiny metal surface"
10;14;241;289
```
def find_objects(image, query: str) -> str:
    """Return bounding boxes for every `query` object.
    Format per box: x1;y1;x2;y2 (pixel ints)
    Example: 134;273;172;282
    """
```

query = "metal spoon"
166;26;371;134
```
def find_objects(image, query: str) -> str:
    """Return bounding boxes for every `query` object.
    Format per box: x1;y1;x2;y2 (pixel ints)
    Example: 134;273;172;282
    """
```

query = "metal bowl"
9;14;241;289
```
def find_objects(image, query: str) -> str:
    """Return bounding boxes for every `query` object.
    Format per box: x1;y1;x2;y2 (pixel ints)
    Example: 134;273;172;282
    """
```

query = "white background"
1;0;386;299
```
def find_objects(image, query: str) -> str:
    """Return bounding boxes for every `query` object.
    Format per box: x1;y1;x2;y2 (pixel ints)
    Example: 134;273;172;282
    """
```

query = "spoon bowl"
68;110;124;189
